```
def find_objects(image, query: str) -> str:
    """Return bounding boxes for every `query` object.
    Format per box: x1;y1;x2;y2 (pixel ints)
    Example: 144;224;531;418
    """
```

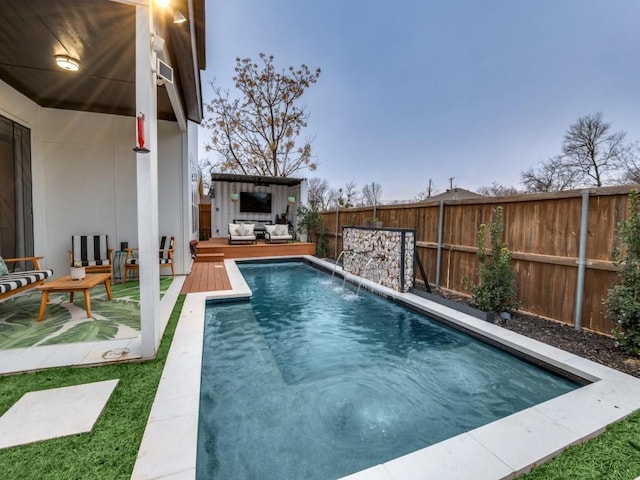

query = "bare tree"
203;53;321;177
562;112;627;187
198;156;214;192
361;182;383;206
521;156;581;192
307;177;332;210
522;113;629;192
618;142;640;184
337;180;359;208
477;182;521;197
327;188;341;210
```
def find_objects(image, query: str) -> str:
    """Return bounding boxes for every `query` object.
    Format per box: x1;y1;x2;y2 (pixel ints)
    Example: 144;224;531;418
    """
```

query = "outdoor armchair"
68;235;113;278
264;224;293;243
122;235;175;283
228;223;257;245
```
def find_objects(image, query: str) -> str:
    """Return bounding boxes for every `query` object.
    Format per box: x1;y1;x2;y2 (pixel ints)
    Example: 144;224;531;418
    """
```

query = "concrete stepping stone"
0;379;118;449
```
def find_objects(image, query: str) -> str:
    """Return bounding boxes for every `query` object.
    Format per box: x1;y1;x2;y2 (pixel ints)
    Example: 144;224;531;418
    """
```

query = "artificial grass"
0;295;185;480
518;410;640;479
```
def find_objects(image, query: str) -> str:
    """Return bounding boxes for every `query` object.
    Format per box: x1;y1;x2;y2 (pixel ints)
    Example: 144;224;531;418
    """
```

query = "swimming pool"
196;261;580;480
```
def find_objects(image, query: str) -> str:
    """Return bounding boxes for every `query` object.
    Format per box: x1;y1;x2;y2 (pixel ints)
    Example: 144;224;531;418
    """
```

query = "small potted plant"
70;261;86;280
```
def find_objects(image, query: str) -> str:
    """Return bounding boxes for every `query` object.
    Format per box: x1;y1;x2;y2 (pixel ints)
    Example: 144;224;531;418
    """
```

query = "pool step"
194;253;225;263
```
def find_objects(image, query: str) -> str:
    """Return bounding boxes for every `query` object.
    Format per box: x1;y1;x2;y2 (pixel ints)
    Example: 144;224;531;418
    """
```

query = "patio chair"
265;224;293;243
122;235;175;283
0;256;53;301
228;223;257;244
68;235;113;277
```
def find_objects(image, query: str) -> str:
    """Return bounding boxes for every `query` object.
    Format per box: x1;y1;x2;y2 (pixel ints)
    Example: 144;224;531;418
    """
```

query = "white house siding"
0;79;195;278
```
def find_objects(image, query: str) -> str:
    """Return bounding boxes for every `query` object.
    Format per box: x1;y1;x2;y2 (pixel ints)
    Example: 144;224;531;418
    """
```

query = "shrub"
605;189;640;355
469;206;520;316
316;225;330;258
297;204;324;245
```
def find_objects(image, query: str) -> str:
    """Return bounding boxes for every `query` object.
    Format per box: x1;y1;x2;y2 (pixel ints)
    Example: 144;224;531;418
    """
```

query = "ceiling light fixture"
173;11;187;24
55;55;80;72
156;0;170;8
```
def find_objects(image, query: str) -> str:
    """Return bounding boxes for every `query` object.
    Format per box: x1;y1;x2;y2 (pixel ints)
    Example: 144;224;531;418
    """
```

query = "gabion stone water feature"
342;226;416;292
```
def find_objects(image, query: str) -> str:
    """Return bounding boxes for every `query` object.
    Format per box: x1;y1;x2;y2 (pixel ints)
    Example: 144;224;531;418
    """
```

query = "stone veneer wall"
342;227;415;292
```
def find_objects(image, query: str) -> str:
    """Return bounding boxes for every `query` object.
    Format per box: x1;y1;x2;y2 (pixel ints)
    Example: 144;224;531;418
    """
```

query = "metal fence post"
574;189;590;330
334;206;339;258
436;200;444;287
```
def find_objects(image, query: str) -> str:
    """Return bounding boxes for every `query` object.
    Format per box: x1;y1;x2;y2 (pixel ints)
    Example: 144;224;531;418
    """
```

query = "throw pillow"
0;256;8;276
236;224;250;236
274;225;289;236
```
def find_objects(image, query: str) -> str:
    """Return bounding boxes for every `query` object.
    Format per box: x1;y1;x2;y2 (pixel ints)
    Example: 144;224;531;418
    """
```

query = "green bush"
469;206;520;316
316;225;330;258
297;204;325;246
606;189;640;355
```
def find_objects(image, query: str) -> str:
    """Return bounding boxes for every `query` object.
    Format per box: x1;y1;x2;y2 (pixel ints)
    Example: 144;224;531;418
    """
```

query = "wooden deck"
180;238;316;294
180;262;232;294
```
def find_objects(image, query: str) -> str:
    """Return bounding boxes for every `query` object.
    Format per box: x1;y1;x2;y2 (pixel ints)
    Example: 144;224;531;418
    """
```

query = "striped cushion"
126;236;173;266
72;235;110;266
159;236;174;260
0;270;53;294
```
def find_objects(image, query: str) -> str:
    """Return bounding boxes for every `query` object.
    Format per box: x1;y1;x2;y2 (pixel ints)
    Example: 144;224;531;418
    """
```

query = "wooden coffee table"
37;273;113;321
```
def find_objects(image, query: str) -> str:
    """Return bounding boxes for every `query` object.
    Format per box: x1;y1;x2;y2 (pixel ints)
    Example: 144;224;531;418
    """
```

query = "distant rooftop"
428;188;482;201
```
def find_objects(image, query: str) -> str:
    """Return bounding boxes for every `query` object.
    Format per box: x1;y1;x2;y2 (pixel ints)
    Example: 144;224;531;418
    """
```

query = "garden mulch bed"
434;288;640;379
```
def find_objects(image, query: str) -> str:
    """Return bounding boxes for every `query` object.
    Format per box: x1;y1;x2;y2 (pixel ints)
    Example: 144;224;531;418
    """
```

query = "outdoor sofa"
0;256;53;301
233;219;271;239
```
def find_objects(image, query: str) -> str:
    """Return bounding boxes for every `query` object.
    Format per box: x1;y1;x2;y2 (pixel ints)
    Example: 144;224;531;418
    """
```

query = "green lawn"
519;410;640;479
0;295;184;480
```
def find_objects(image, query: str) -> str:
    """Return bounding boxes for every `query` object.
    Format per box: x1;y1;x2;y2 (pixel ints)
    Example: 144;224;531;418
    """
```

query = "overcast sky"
200;0;640;201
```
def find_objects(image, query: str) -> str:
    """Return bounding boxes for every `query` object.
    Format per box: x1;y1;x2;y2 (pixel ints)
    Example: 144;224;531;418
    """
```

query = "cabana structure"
0;0;206;358
208;173;308;240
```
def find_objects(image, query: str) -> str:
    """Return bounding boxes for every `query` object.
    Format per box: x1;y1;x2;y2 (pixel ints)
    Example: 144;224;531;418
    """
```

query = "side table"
113;250;127;283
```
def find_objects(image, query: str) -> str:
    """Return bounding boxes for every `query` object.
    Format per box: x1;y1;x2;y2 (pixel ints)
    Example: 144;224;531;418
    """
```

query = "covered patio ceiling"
0;0;206;123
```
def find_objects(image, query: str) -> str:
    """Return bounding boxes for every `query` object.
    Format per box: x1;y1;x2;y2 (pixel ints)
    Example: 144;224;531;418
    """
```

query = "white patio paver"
0;379;119;449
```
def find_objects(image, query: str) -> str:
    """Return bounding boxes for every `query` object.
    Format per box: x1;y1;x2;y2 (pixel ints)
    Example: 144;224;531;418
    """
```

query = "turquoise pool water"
196;261;579;480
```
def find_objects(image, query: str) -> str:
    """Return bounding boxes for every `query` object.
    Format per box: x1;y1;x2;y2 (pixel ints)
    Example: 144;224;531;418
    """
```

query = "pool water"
196;261;579;480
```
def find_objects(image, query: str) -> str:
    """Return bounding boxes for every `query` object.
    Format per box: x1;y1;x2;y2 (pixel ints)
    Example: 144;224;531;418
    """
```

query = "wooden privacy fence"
319;185;639;335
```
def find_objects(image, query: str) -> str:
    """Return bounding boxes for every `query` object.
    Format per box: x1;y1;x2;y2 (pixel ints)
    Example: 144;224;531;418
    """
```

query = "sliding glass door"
0;114;33;259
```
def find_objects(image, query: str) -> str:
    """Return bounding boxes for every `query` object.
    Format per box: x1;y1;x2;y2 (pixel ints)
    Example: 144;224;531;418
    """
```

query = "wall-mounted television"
240;191;272;213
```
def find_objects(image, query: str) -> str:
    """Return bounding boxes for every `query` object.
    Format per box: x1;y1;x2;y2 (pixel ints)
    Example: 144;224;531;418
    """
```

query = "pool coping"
131;256;640;480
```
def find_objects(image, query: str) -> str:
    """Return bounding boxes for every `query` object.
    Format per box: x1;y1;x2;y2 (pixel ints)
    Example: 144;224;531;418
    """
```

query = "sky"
200;0;640;202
